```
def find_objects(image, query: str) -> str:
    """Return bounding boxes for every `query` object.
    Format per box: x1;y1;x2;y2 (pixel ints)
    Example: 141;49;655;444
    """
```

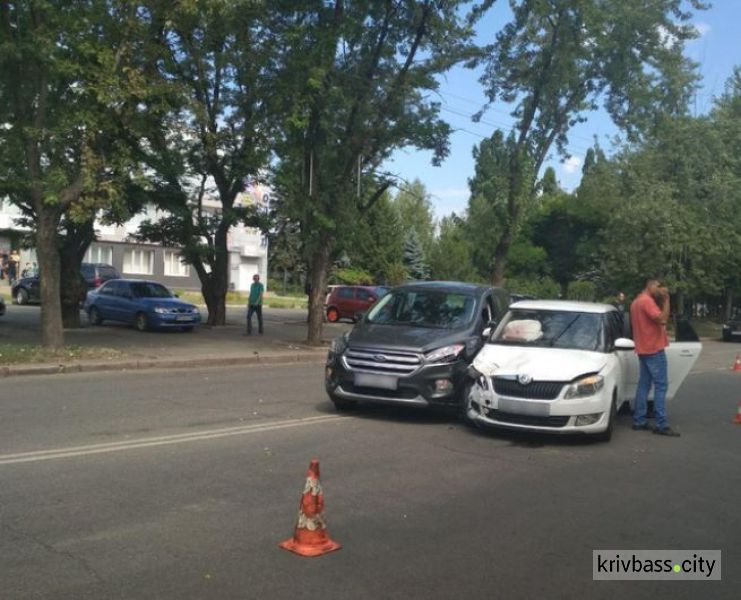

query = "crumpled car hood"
472;343;608;381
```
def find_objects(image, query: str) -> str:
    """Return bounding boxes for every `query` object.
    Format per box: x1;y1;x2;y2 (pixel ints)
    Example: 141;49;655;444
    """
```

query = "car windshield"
130;282;172;299
366;289;477;329
491;309;603;351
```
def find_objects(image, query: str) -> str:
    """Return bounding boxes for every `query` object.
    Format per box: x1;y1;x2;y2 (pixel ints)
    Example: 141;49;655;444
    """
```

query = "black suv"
11;262;120;305
325;281;509;411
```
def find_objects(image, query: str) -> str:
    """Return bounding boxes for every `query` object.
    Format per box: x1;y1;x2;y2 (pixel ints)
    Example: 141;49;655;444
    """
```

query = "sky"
384;0;741;220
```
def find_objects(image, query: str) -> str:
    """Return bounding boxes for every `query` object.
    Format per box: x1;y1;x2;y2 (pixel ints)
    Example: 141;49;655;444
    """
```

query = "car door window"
338;288;354;299
98;282;115;296
356;288;371;302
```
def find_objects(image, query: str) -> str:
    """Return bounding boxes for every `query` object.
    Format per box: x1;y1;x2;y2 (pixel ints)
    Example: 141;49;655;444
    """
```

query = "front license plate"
176;315;192;321
498;398;550;416
354;373;398;390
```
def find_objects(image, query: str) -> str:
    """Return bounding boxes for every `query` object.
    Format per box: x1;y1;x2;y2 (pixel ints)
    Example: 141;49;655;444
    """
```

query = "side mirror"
174;293;180;298
614;337;635;351
354;311;366;322
482;327;492;339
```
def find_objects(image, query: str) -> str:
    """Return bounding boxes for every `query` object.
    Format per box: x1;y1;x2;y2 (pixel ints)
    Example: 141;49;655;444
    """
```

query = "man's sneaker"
653;426;680;437
632;423;653;431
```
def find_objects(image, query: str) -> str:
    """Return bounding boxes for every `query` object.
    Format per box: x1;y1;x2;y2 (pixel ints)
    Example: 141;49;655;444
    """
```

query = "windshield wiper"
548;315;582;347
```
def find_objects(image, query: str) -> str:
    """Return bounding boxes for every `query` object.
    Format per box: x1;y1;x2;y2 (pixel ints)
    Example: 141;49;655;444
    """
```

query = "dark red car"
325;285;388;323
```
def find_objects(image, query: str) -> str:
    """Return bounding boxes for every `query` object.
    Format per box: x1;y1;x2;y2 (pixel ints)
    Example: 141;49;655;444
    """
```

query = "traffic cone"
733;402;741;425
733;355;741;372
279;459;341;557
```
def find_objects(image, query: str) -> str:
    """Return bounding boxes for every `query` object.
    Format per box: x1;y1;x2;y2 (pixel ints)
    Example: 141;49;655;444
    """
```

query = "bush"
566;280;596;302
333;267;375;285
507;276;560;299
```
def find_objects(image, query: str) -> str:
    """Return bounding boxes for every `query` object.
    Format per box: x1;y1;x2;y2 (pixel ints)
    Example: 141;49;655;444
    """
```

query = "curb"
0;351;327;379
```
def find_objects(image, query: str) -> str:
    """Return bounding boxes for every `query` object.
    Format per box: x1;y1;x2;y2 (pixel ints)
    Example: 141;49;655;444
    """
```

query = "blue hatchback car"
84;279;201;332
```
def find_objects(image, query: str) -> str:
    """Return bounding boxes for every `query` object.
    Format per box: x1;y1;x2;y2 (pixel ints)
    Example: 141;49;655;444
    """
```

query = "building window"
86;246;113;265
164;250;189;277
123;249;154;275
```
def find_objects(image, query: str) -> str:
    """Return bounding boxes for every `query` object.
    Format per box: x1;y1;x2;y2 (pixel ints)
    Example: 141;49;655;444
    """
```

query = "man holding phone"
629;278;679;437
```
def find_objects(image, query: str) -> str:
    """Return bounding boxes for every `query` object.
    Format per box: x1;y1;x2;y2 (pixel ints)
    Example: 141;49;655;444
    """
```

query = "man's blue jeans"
633;350;668;429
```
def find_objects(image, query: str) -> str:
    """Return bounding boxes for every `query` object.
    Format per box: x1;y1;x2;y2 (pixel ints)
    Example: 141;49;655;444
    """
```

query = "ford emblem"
517;373;533;385
374;354;388;362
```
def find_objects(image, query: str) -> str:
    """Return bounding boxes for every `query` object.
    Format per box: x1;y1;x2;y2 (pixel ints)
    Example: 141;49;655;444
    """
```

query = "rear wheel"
326;307;340;323
15;288;28;305
89;306;103;326
135;312;148;332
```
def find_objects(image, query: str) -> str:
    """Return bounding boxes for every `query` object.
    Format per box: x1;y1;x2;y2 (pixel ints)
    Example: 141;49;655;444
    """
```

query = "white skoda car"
464;300;701;441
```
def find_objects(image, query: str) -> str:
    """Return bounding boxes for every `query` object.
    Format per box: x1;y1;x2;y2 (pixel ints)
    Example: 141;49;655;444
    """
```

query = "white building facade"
0;183;269;293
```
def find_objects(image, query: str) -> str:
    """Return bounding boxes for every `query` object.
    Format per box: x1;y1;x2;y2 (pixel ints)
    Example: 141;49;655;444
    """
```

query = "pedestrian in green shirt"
246;274;264;335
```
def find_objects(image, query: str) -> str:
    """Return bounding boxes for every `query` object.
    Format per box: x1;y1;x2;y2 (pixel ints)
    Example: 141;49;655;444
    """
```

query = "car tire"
15;288;28;305
89;307;103;326
329;393;357;411
594;395;617;443
326;307;340;323
135;312;148;332
722;330;731;342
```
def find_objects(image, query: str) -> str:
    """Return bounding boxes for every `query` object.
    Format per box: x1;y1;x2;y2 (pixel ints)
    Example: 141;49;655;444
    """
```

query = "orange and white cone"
279;459;341;557
733;355;741;372
733;402;741;425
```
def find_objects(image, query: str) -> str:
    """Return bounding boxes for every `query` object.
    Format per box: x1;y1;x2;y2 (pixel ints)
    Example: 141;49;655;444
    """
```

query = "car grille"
492;378;564;400
170;308;194;314
344;348;421;376
339;383;419;400
486;409;570;428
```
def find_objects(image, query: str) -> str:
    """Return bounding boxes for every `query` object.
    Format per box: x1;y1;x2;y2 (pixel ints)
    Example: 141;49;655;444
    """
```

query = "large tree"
470;0;705;284
133;0;277;325
273;0;477;345
0;1;147;348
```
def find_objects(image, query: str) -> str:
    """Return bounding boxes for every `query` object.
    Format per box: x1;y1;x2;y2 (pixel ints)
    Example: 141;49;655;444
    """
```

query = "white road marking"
0;415;346;466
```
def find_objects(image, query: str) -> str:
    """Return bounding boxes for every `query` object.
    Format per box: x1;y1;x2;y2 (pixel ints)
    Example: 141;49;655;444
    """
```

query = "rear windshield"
492;309;604;351
98;266;119;278
366;289;477;329
130;282;172;299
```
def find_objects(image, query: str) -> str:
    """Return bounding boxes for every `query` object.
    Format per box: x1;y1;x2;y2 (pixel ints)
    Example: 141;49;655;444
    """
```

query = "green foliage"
429;215;480;282
333;268;375;286
403;230;430;281
566;281;597;302
506;276;561;300
386;262;409;286
394;181;436;256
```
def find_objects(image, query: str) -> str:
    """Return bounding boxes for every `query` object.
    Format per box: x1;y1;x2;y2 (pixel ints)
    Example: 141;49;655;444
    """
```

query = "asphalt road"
0;362;739;599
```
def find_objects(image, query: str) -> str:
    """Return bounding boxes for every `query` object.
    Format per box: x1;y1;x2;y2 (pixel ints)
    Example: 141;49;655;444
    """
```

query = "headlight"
329;332;349;355
153;307;169;314
425;344;466;363
564;375;604;399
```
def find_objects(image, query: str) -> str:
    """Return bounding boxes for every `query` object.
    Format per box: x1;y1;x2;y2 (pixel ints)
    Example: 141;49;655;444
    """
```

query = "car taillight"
94;277;103;287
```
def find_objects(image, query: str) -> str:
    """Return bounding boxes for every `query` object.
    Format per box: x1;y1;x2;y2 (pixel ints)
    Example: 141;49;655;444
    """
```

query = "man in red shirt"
629;278;679;436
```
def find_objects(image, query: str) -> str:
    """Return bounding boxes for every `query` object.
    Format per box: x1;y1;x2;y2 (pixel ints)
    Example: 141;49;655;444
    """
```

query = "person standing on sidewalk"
630;278;679;437
246;273;264;335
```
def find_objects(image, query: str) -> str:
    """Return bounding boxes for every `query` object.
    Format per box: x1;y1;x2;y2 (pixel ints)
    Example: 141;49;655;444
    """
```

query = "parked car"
463;300;701;441
325;281;510;411
722;309;741;342
324;285;389;323
81;263;121;289
84;279;201;332
0;295;5;317
11;262;119;305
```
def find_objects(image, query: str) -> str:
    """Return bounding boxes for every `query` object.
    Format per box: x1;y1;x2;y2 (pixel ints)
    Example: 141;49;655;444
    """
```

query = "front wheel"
329;393;357;411
594;397;617;443
15;288;28;305
89;306;103;326
135;312;148;332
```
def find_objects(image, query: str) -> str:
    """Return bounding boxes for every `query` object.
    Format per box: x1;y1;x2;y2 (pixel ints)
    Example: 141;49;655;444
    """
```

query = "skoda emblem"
517;373;533;386
374;354;388;362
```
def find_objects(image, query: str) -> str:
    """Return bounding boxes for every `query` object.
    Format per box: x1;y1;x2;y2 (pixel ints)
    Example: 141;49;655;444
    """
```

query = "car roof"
105;279;162;285
395;280;499;295
510;299;616;314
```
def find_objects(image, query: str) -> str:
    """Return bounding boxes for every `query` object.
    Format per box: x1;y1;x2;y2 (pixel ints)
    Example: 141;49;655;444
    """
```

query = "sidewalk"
0;302;350;378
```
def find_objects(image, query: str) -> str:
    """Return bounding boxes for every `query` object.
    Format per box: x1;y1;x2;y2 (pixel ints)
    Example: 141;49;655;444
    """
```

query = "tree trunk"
725;289;733;321
202;274;228;326
489;230;513;287
59;220;95;328
36;212;64;349
307;244;331;346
